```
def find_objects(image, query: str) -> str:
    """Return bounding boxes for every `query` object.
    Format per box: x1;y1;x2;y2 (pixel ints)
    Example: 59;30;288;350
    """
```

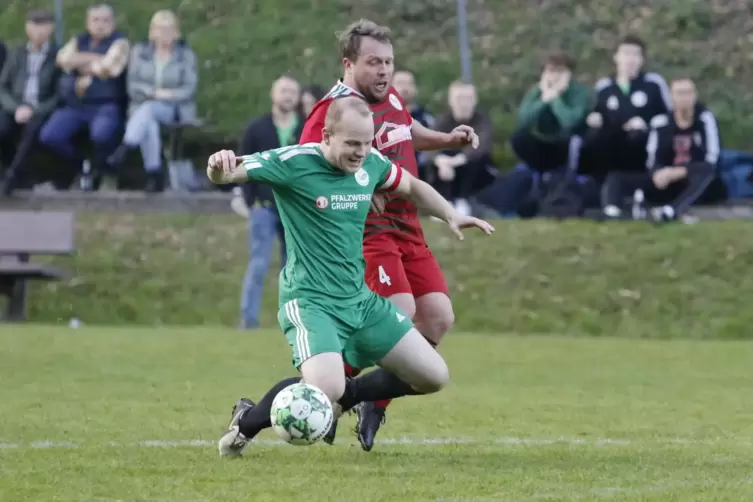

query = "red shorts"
363;235;449;299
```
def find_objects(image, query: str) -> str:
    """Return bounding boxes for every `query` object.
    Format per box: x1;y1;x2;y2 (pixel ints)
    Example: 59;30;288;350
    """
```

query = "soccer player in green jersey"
208;97;494;456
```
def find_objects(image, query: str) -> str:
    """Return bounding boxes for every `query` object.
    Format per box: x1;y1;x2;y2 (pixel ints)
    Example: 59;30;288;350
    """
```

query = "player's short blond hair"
324;96;372;131
337;19;392;62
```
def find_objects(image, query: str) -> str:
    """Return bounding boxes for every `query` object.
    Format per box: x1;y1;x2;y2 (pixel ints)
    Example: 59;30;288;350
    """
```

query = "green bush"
2;0;752;169
28;214;753;339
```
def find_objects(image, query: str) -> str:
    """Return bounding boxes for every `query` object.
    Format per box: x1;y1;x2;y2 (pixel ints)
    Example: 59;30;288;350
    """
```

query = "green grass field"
1;326;752;501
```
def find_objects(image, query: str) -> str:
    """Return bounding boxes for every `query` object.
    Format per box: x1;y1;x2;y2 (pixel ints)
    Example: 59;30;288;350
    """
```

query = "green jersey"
242;142;403;307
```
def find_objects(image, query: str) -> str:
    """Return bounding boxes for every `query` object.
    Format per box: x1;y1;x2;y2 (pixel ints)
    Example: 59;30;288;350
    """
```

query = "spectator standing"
602;77;726;222
426;80;494;215
511;52;591;173
108;10;197;193
39;3;129;191
238;76;302;329
392;70;436;179
0;10;60;196
581;35;671;182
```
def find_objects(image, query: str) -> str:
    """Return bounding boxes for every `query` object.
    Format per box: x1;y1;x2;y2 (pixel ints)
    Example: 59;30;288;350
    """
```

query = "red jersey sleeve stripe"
379;163;402;192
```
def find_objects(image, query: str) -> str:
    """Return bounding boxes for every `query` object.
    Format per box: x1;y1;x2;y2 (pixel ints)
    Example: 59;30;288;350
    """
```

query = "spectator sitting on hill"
580;35;671;183
392;69;436;180
511;52;591;173
0;10;60;197
426;80;494;216
299;84;324;117
601;77;727;223
108;10;198;193
39;3;130;191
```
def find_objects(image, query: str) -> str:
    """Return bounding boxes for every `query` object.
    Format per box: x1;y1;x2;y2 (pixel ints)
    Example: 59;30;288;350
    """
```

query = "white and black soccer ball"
270;382;334;445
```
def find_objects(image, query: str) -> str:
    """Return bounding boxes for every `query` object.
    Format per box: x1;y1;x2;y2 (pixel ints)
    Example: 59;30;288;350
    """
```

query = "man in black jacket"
581;35;671;182
601;77;726;222
237;75;303;329
0;10;60;195
425;80;495;216
392;70;436;179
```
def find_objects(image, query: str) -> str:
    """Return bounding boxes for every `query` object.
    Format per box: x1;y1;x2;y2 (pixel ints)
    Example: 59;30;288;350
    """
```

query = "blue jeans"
124;101;178;172
240;206;286;328
39;103;122;162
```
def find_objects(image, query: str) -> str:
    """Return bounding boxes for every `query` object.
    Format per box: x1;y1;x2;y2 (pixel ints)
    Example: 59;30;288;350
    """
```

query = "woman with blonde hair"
109;9;198;192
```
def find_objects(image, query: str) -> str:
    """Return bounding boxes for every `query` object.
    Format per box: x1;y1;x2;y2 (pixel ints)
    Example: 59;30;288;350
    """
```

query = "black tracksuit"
581;72;672;179
602;104;727;212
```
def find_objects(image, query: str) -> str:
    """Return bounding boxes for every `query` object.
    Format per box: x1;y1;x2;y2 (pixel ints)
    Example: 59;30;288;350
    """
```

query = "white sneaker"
230;195;250;219
218;398;255;457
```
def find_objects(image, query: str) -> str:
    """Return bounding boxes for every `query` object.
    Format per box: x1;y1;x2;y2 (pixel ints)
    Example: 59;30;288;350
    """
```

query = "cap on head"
27;9;55;24
337;19;392;62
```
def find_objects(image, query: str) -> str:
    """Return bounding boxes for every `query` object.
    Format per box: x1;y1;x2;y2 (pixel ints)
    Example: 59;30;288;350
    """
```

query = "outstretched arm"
207;148;292;186
207;150;249;184
411;119;480;152
381;164;494;240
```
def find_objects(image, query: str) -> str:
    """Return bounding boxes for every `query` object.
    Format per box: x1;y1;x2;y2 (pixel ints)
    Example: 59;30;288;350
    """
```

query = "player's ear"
321;127;331;145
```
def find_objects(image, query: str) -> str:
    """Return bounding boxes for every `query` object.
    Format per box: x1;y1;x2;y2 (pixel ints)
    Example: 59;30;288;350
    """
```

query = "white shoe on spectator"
454;198;472;217
603;205;622;218
230;187;249;219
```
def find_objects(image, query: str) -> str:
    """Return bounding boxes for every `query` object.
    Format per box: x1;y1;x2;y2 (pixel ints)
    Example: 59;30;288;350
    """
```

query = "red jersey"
299;81;425;244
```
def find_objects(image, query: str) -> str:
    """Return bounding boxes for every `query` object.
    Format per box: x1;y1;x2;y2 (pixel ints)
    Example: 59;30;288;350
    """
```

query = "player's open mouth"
375;82;387;91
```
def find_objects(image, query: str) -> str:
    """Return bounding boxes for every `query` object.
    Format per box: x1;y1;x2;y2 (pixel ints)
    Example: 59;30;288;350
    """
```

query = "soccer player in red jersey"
298;19;480;452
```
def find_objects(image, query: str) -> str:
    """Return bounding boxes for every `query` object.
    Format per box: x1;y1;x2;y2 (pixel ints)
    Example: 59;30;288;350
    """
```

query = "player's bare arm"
206;149;248;185
410;120;480;152
388;167;494;240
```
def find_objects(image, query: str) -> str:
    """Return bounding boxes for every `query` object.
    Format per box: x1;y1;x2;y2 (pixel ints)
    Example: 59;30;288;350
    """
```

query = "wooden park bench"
0;211;75;322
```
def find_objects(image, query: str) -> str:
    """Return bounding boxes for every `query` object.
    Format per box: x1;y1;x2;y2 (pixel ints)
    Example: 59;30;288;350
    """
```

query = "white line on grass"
0;436;747;450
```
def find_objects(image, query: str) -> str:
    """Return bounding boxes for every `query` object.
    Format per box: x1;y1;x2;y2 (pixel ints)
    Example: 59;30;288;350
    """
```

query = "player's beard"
357;78;390;103
369;83;390;103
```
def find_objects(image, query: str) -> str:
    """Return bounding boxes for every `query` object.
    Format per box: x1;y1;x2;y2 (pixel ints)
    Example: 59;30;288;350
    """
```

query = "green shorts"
278;292;414;370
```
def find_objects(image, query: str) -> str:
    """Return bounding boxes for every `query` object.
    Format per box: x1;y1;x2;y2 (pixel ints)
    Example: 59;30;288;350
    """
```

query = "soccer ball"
270;382;334;445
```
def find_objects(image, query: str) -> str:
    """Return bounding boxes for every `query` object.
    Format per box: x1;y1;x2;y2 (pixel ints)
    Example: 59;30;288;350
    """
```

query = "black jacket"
593;72;672;132
646;104;720;172
408;104;435;169
237;113;304;208
0;42;61;118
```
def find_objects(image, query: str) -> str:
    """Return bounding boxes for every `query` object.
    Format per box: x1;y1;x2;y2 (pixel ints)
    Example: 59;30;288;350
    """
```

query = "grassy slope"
1;0;752;164
25;214;753;339
1;327;753;501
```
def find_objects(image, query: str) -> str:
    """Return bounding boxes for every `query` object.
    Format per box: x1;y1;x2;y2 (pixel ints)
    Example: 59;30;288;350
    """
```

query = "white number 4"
378;265;391;286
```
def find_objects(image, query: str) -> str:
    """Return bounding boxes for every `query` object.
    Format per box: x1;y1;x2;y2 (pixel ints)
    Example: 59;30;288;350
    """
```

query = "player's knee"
418;310;455;345
302;375;346;404
389;293;416;320
414;356;450;394
300;354;347;404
